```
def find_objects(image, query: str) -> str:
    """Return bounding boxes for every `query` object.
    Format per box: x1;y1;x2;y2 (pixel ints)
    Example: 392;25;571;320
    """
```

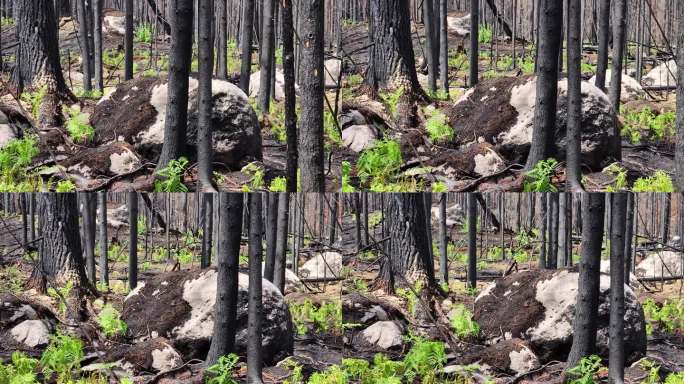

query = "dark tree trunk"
525;0;563;169
566;0;583;191
355;193;362;252
623;193;634;283
467;193;477;290
282;0;297;192
157;0;194;169
539;193;547;269
566;193;605;370
469;0;479;87
608;0;626;161
609;193;627;384
197;0;215;191
676;1;684;190
258;0;275;113
594;0;611;90
128;192;138;290
439;0;449;93
264;193;278;282
206;193;243;365
215;0;228;79
81;193;97;284
36;194;89;290
548;193;559;269
76;0;92;91
14;0;71;125
378;194;435;293
92;0;103;91
201;194;213;268
273;193;289;293
559;193;568;267
422;0;437;93
439;194;448;283
124;0;133;80
239;0;255;93
298;0;325;192
328;193;338;244
247;194;263;383
661;194;671;244
97;191;108;287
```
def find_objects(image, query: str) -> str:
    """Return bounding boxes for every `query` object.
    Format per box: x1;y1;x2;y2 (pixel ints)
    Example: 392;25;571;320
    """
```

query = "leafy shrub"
65;106;95;144
41;334;84;379
241;162;265;192
55;180;77;192
403;336;447;383
341;161;356;192
380;87;404;116
0;136;40;191
642;299;683;335
425;109;454;145
621;108;676;144
134;23;154;43
604;163;628;192
357;139;402;183
20;87;48;119
269;177;287;192
566;355;606;384
155;157;189;192
289;300;343;336
523;158;559;192
632;171;674;193
478;25;493;44
206;354;240;384
450;304;480;338
98;305;128;337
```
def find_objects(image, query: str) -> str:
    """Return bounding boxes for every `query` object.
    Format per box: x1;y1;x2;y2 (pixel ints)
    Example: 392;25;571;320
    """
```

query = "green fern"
154;158;189;192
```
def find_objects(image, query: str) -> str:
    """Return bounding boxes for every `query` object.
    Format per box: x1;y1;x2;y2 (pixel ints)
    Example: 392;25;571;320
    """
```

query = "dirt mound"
122;268;293;364
473;269;647;364
445;76;619;170
90;76;262;169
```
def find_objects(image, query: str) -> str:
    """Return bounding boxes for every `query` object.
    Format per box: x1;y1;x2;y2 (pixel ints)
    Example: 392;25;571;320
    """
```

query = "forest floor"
0;13;679;192
1;206;683;383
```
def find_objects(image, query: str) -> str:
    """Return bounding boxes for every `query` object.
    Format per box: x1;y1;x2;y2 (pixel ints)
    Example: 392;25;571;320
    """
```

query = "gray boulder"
122;269;293;364
473;269;647;364
0;294;57;351
342;125;381;153
635;251;683;280
91;76;262;169
643;60;678;88
356;321;404;350
0;110;21;149
589;70;646;101
299;252;343;279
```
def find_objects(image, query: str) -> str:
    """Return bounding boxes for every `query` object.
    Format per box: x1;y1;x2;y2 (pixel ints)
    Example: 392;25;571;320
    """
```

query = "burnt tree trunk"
608;0;626;161
439;194;448;283
128;192;138;290
215;0;228;79
594;0;611;90
97;191;108;287
247;193;264;383
239;0;255;92
422;0;437;93
206;193;243;365
81;193;97;284
282;0;298;192
124;0;133;80
609;193;627;384
197;0;215;191
264;193;278;282
258;0;276;113
676;1;684;190
566;0;583;191
469;0;479;87
273;193;289;293
566;193;605;370
92;0;103;91
201;194;213;268
467;193;477;290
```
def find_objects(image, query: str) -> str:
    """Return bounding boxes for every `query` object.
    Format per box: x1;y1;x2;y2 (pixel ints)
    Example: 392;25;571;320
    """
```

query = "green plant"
478;25;493;44
0;136;40;189
566;355;606;384
269;177;287;192
403;336;447;383
307;365;347;384
632;171;674;193
341;161;356;192
638;359;662;384
134;23;154;43
425;109;454;145
280;359;304;384
380;87;404;116
65;106;95;144
523;158;559;192
289;300;343;336
241;162;265;192
604;163;628;192
666;372;684;384
450;304;480;338
357;139;402;184
621;107;676;144
0;351;39;384
41;334;84;379
97;305;128;338
55;179;77;192
0;265;25;294
21;87;48;119
431;181;448;192
155;157;189;192
47;281;74;315
205;354;240;384
642;299;683;335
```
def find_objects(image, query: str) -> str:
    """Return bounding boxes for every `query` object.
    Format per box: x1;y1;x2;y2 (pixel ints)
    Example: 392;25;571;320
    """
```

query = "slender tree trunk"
566;193;605;370
215;0;228;79
298;0;325;192
548;193;559;269
469;0;479;87
525;0;563;169
439;194;448;283
540;193;547;269
206;193;243;365
661;194;671;244
566;0;583;191
328;193;338;244
609;193;627;384
264;193;278;282
439;0;449;93
76;0;92;91
559;193;568;267
197;0;215;191
201;194;213;268
124;0;133;80
247;194;263;384
273;193;289;293
594;0;611;90
423;0;437;93
608;0;626;161
82;193;97;284
239;0;255;93
623;193;634;283
92;0;103;91
676;2;684;190
282;0;297;192
467;193;477;290
157;0;194;170
258;0;275;113
128;192;138;290
97;191;108;287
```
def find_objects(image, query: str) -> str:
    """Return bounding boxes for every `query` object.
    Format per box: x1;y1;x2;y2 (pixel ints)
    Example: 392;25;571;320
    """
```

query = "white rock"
636;251;683;279
249;70;287;101
589;70;646;101
473;148;506;177
430;203;465;227
150;345;183;372
447;14;471;36
360;321;404;349
324;59;342;88
299;251;343;279
342;125;380;153
643;60;678;87
10;320;51;347
261;263;304;294
508;346;540;374
103;15;126;36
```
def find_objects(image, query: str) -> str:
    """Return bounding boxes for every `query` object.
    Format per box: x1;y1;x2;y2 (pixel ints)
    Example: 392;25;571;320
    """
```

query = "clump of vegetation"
380;87;404;116
604;163;628;192
642;299;683;335
341;161;356;192
206;354;240;384
269;176;287;192
155;157;189;192
134;23;154;43
47;281;74;315
357;139;403;184
621;108;676;144
478;25;493;44
0;351;39;384
566;355;606;384
289;300;343;336
0;136;41;191
55;179;77;192
523;158;559;192
632;171;674;193
241;162;265;192
41;333;84;380
424;108;454;145
21;87;48;119
97;304;128;338
450;304;480;339
65;106;95;144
